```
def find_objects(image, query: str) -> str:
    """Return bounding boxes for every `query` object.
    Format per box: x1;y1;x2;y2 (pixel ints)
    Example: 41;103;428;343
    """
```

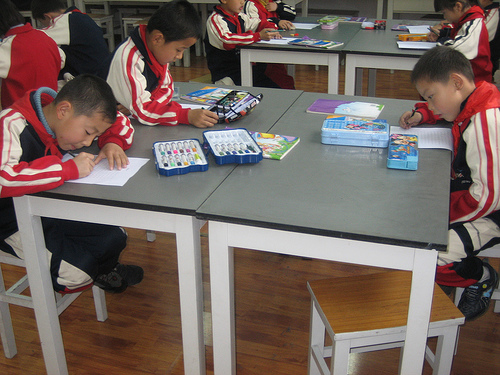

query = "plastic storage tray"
387;134;418;170
153;139;208;176
203;128;263;165
321;118;389;148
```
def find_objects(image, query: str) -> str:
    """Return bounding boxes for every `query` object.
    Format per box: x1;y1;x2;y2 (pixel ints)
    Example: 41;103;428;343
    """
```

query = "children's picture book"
288;37;344;49
318;15;367;24
250;132;300;160
180;86;233;105
306;99;384;119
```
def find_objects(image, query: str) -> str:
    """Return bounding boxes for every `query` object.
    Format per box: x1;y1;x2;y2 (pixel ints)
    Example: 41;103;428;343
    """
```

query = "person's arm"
274;0;296;21
438;18;484;60
206;13;263;51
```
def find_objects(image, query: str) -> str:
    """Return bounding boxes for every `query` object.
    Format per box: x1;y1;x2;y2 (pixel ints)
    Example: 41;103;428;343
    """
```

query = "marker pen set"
153;139;208;176
203;128;263;165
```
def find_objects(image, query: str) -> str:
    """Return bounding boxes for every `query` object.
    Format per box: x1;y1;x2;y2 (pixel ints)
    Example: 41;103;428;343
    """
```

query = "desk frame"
13;195;206;375
208;221;438;375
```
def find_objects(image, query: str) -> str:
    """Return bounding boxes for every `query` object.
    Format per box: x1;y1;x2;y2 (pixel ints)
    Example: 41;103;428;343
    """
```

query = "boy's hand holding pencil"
261;28;282;40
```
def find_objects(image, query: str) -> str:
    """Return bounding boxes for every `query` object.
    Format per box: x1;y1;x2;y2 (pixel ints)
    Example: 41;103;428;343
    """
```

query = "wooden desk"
197;91;451;374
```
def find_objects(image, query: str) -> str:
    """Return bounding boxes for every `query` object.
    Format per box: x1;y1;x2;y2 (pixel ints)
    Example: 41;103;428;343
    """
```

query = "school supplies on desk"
318;15;367;24
387;134;419;170
321;118;390;148
250;131;300;160
288;36;344;49
153;139;208;177
208;90;263;123
397;41;436;49
203;128;263;165
307;99;384;119
398;33;429;41
180;86;233;105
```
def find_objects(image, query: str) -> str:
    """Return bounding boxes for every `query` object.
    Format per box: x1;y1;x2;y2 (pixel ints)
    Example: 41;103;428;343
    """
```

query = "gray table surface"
33;82;302;215
197;91;452;250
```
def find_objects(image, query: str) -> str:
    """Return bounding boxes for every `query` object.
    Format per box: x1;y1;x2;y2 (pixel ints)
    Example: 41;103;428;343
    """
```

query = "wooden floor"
1;55;499;374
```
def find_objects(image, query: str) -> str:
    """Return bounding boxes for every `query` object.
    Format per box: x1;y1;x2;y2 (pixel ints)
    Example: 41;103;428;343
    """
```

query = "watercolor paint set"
153;139;208;177
203;128;263;165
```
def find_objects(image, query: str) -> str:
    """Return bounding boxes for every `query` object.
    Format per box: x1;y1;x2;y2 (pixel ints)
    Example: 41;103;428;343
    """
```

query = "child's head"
50;74;117;150
31;0;66;27
219;0;245;15
411;46;476;122
146;0;202;65
0;0;26;37
434;0;478;22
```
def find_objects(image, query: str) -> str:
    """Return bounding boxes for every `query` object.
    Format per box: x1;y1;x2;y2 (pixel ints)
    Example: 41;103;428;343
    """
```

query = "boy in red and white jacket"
243;0;296;30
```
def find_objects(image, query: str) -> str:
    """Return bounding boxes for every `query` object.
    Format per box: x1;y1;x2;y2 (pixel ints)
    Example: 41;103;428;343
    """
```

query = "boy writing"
0;74;142;294
205;0;293;88
101;0;218;128
399;46;500;320
30;0;110;78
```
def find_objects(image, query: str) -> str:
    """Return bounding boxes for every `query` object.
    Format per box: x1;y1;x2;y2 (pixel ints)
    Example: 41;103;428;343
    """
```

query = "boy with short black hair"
31;0;110;78
0;74;142;294
399;46;500;320
102;0;218;128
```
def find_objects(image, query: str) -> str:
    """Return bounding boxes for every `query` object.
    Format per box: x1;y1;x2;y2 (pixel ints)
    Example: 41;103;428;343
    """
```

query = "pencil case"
153;139;208;176
321;118;389;148
209;90;263;123
203;128;263;165
387;134;418;170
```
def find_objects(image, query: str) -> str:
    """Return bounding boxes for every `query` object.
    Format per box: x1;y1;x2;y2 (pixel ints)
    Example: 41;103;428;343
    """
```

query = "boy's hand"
95;142;130;170
73;152;96;178
260;28;282;40
265;2;278;12
399;110;423;129
188;109;219;128
278;20;295;30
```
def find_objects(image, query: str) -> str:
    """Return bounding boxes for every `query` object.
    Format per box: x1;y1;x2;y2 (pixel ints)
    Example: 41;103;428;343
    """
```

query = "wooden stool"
307;271;465;375
88;13;115;52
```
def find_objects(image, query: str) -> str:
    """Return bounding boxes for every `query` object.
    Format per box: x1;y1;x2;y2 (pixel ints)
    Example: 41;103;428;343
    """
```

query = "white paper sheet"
62;154;149;186
257;37;295;45
390;126;453;151
293;22;319;29
406;25;431;34
397;41;436;49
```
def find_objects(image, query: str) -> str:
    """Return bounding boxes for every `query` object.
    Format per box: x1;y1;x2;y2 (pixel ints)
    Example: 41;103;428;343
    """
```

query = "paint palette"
153;139;208;176
203;128;263;165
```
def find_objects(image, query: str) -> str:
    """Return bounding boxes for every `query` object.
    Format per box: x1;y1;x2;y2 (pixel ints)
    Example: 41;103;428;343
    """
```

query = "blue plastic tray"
203;128;263;165
153;139;208;176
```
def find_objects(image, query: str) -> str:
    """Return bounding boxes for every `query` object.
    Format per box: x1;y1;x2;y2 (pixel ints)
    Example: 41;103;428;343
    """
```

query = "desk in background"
197;91;451;374
12;82;302;375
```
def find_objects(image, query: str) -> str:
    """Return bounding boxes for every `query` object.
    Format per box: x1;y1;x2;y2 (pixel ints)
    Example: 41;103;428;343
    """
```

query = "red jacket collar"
455;81;500;125
5;23;33;38
138;24;167;79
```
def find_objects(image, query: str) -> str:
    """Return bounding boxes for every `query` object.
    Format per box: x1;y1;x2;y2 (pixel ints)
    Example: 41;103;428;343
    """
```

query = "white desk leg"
13;196;69;375
176;216;206;375
400;248;437;375
344;54;357;96
240;50;253;87
327;54;339;95
209;221;236;375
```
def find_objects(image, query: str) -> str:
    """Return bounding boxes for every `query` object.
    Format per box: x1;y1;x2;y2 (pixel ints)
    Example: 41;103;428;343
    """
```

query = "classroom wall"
307;0;378;18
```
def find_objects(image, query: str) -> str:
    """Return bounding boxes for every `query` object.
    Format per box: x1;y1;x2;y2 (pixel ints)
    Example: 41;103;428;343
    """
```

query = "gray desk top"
343;19;433;57
197;92;451;250
34;83;302;215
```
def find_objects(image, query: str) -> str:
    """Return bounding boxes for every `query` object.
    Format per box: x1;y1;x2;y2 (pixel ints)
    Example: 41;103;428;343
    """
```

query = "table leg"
240;50;253;87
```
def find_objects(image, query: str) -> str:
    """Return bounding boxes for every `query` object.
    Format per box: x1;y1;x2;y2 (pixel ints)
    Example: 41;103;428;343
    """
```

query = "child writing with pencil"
101;0;218;128
399;46;500;320
0;74;143;294
205;0;294;88
428;0;492;83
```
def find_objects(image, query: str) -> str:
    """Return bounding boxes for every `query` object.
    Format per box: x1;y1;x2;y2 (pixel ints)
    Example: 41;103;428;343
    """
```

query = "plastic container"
153;139;208;176
321;118;390;148
387;134;418;170
203;128;263;165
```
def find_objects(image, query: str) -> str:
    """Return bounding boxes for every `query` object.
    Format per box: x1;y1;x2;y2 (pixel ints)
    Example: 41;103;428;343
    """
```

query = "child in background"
31;0;110;78
479;0;500;78
102;0;218;128
0;0;64;109
428;0;492;83
399;46;500;320
205;0;294;88
243;0;296;30
0;74;142;294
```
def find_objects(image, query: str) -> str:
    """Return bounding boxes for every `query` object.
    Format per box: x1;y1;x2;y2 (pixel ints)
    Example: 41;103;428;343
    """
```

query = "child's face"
54;107;112;151
150;36;197;66
415;76;464;122
441;3;465;23
221;0;245;15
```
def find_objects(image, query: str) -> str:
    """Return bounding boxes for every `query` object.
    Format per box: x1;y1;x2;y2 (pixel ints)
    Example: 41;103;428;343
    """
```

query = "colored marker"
165;143;172;154
189;140;197;152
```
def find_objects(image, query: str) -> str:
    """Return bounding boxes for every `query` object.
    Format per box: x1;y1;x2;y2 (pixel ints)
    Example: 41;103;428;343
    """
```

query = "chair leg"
0;267;17;358
331;339;351;375
308;300;326;375
92;285;108;322
431;326;460;375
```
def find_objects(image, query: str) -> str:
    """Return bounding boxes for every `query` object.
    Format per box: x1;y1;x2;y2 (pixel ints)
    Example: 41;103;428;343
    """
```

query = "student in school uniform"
101;0;218;128
479;0;500;78
428;0;492;83
0;74;143;294
0;0;64;109
243;0;297;30
399;46;500;320
30;0;110;78
205;0;294;88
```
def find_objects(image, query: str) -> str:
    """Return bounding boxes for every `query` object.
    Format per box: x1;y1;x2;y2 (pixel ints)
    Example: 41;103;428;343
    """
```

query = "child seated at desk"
205;0;294;88
0;0;64;109
30;0;110;79
399;46;500;320
243;0;296;30
101;0;218;128
428;0;492;83
0;74;142;294
479;0;500;78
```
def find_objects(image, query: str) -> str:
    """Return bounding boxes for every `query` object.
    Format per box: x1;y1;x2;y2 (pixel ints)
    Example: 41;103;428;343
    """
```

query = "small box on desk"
321;118;389;148
203;128;263;165
387;134;419;170
153;139;208;177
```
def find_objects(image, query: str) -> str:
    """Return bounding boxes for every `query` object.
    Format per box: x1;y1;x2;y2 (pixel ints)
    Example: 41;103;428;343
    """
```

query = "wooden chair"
0;251;107;358
307;271;465;375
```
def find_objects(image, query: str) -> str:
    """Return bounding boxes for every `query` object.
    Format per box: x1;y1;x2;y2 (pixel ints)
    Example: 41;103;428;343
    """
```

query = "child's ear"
454;1;464;12
450;72;464;90
150;30;165;45
56;100;73;120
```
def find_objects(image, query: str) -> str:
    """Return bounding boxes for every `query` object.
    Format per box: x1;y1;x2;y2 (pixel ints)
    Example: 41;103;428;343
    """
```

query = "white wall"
307;0;378;18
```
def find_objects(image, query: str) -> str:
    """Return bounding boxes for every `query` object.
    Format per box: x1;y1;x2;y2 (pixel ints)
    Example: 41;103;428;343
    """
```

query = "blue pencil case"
387;134;418;170
153;139;208;176
321;118;389;148
203;128;263;165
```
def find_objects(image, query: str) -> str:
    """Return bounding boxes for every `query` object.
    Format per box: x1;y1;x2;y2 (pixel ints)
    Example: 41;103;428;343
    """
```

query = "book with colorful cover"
288;37;344;49
318;15;367;24
306;99;384;119
250;132;300;160
180;86;233;105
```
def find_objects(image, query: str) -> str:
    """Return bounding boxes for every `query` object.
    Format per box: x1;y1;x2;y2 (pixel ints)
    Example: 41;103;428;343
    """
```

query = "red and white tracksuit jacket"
243;0;296;25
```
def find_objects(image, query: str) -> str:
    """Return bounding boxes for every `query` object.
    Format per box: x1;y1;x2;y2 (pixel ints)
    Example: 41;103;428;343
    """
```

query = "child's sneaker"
94;263;144;293
458;261;499;321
